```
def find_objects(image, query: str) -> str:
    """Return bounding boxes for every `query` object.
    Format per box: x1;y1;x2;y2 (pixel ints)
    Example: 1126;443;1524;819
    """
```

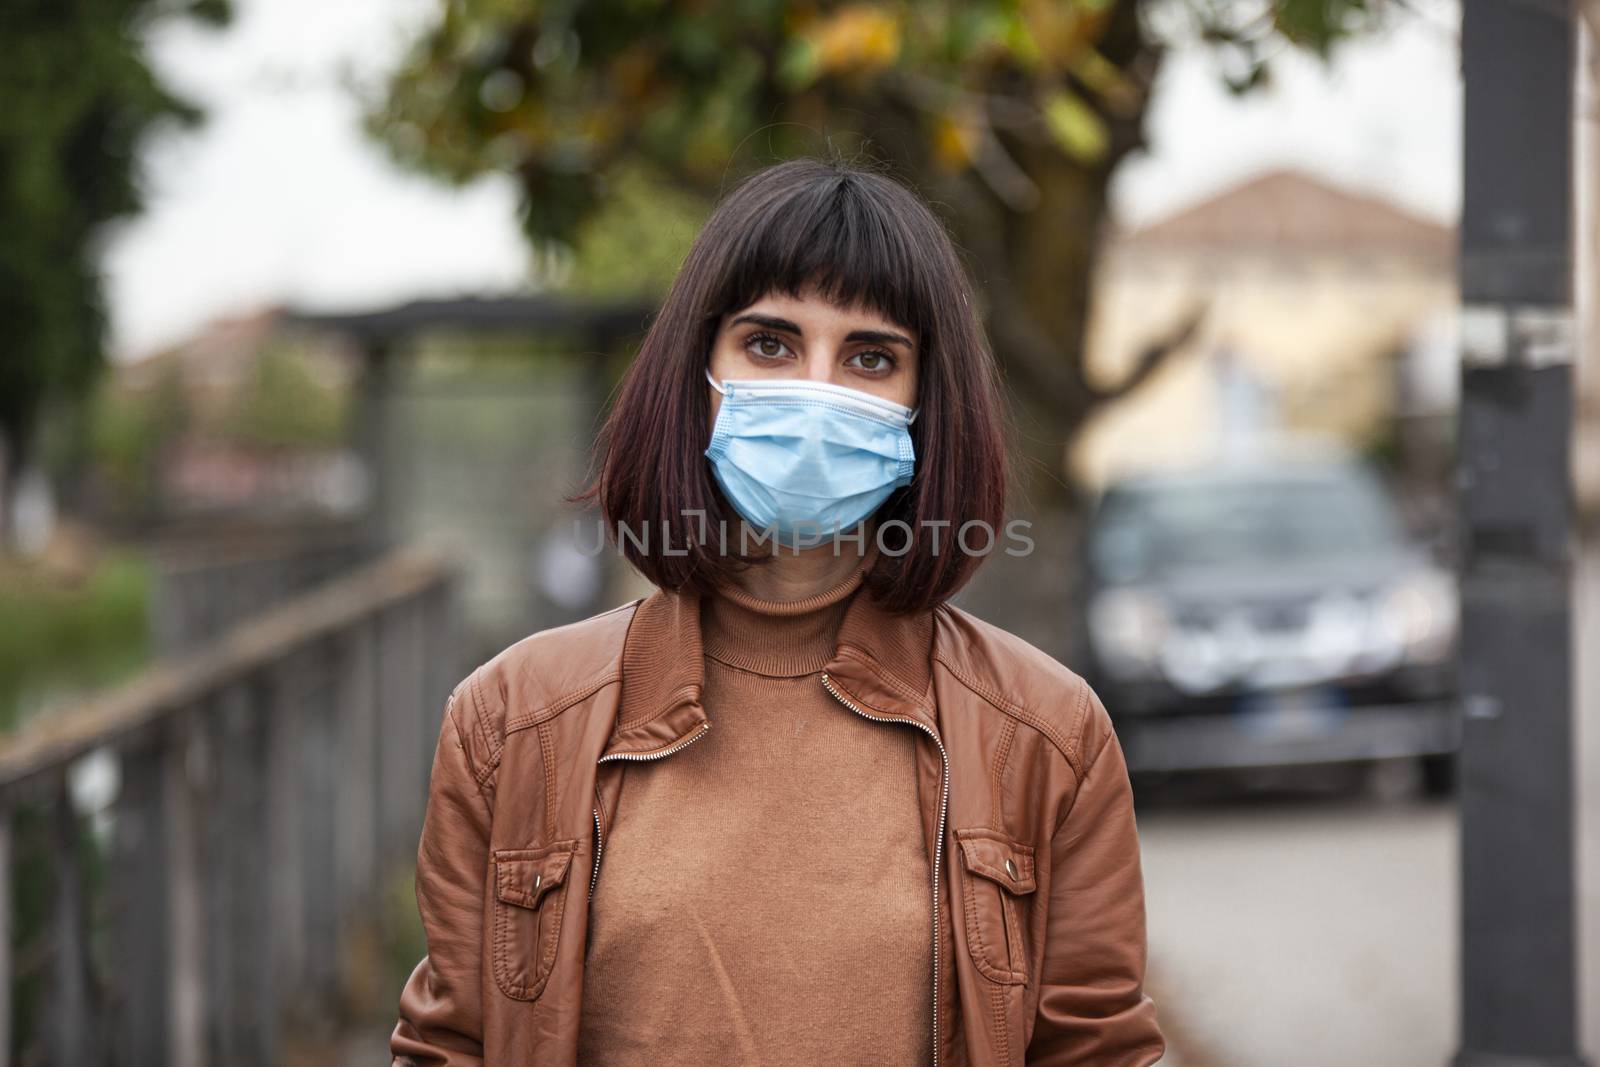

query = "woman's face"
707;285;920;423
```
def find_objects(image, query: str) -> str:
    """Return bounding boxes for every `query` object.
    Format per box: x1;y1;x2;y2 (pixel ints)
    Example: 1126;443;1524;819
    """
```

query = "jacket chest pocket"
491;840;578;1001
954;827;1037;986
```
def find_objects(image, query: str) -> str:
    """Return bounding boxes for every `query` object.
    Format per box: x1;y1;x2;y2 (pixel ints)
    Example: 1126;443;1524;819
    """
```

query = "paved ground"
1139;789;1457;1067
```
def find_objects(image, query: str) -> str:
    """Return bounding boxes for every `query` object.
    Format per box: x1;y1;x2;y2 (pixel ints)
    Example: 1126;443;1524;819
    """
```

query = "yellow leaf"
809;5;902;75
932;111;979;171
1043;90;1107;163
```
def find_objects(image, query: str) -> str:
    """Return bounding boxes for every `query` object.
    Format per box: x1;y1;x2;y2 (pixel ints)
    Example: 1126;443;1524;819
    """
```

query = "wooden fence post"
407;598;433;826
422;580;459;773
298;642;341;1010
50;779;92;1065
336;621;381;1009
0;804;11;1067
206;681;274;1066
166;716;206;1067
110;740;170;1062
377;604;428;872
337;622;378;917
266;657;307;1023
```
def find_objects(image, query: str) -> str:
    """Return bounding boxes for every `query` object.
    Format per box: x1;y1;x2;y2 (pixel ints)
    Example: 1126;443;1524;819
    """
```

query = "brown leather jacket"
391;583;1164;1066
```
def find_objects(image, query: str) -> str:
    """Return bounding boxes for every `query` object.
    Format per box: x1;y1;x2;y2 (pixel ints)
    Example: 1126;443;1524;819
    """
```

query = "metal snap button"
1004;858;1018;880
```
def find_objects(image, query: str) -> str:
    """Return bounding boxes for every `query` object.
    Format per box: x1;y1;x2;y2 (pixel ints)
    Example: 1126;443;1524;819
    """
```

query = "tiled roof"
1110;168;1454;256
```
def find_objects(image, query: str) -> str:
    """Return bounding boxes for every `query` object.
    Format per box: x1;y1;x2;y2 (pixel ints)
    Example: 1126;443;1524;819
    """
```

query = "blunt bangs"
709;172;942;353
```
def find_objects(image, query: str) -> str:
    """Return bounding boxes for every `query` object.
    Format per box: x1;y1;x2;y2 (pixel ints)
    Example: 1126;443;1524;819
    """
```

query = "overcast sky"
101;0;1461;361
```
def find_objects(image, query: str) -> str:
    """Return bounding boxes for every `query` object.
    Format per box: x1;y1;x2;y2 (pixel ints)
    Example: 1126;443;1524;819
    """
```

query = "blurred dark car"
1081;453;1459;791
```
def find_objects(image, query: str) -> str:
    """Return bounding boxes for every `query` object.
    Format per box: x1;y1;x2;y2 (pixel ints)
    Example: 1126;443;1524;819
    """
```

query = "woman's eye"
745;332;791;360
849;350;894;373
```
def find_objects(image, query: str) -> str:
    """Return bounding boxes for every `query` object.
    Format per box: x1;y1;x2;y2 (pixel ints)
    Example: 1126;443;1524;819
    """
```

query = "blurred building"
1076;168;1457;491
110;308;368;518
119;308;355;397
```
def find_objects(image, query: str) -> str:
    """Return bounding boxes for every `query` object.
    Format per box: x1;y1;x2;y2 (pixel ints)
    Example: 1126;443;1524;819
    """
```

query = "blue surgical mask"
704;368;918;547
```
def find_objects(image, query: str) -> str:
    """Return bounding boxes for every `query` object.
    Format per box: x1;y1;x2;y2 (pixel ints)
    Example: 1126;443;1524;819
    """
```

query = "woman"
392;157;1164;1067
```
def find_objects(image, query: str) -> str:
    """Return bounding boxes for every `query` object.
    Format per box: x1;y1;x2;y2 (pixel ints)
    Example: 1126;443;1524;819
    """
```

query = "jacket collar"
601;578;937;761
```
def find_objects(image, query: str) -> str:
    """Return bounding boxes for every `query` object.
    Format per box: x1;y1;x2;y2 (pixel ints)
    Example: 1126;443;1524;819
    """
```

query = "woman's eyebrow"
728;312;913;350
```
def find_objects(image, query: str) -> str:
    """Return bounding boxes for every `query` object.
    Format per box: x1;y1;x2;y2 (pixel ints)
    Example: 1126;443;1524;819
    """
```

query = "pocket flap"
493;841;577;910
954;828;1036;894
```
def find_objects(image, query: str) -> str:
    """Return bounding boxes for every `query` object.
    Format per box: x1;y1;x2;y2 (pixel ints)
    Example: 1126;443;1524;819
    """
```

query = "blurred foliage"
0;0;229;525
384;870;428;997
1149;0;1391;93
87;362;189;511
364;0;1393;242
559;163;710;297
222;344;350;449
367;0;1395;487
0;552;151;730
80;341;350;518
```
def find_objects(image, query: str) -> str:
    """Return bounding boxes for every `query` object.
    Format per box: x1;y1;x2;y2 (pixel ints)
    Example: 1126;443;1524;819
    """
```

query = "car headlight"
1089;588;1169;679
1378;570;1458;665
1158;626;1235;696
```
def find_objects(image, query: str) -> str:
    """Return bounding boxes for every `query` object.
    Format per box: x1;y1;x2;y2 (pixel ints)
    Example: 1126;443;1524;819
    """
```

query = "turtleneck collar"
701;558;869;678
604;555;938;759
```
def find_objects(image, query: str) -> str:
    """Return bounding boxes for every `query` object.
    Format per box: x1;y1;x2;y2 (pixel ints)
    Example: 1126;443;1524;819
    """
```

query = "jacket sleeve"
392;687;492;1066
1026;691;1164;1066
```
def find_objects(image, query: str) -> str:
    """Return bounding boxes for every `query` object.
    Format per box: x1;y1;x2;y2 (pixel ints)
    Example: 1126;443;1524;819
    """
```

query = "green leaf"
1000;12;1041;67
777;36;822;91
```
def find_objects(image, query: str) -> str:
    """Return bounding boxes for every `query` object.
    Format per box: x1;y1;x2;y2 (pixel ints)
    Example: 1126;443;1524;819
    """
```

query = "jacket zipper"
821;672;950;1067
590;806;604;900
589;720;712;897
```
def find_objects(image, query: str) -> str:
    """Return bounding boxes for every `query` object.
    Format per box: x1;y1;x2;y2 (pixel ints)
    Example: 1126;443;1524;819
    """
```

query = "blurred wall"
1075;168;1456;488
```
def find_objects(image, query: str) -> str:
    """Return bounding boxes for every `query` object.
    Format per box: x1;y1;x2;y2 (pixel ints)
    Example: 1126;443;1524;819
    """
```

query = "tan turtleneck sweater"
576;563;933;1065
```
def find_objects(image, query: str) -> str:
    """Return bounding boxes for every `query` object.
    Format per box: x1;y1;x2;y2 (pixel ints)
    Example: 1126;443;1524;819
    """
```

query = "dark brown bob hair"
574;156;1009;613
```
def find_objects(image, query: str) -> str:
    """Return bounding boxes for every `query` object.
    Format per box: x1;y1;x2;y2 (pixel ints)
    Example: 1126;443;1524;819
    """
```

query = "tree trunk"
0;427;20;555
832;4;1166;662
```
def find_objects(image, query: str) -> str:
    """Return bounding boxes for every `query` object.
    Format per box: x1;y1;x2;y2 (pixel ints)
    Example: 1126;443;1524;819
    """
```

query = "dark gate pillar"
355;336;396;551
1455;1;1590;1064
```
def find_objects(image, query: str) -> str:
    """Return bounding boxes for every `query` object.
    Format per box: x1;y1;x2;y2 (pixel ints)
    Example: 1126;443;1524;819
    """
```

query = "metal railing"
148;522;382;656
0;549;458;1066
